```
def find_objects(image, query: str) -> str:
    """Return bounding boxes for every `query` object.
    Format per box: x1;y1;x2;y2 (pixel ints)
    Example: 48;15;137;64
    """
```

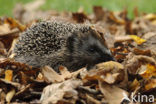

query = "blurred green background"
0;0;156;18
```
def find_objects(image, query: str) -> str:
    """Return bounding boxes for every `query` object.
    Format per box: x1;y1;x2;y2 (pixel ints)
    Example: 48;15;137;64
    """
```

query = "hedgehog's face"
67;29;115;66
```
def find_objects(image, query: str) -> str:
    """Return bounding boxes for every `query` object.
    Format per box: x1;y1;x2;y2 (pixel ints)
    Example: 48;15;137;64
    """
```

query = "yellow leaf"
145;79;156;91
6;88;16;103
130;35;146;45
152;20;156;25
4;17;26;31
129;79;140;91
140;64;156;79
144;13;156;20
5;70;13;81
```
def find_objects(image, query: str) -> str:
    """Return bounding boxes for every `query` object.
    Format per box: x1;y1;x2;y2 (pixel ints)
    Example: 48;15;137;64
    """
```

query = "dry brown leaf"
19;71;29;84
72;12;89;23
93;6;105;21
42;66;85;83
104;73;120;84
0;41;5;49
133;7;139;17
71;67;87;78
84;61;127;84
36;72;44;81
140;64;156;79
151;20;156;25
86;94;101;104
0;90;6;104
0;34;19;50
109;12;125;25
103;32;115;48
0;78;21;89
42;66;64;83
4;17;26;31
0;58;39;76
125;20;134;34
129;79;140;91
144;78;156;91
15;84;31;97
142;32;156;40
0;27;19;50
59;66;72;79
40;79;82;104
0;48;7;58
99;81;129;104
133;48;151;56
114;35;132;42
125;54;156;74
138;33;156;52
6;88;16;103
0;23;10;34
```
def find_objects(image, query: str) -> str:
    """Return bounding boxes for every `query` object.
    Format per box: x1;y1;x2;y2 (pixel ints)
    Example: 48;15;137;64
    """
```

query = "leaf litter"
0;2;156;104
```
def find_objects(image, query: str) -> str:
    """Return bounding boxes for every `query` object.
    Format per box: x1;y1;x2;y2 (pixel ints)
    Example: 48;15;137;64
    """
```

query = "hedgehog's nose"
105;54;116;61
111;57;116;61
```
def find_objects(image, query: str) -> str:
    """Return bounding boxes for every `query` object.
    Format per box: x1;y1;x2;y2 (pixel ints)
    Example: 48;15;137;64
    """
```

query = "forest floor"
0;0;156;104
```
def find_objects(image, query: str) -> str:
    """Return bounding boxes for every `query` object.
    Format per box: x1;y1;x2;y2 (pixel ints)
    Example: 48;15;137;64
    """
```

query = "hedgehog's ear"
66;33;78;53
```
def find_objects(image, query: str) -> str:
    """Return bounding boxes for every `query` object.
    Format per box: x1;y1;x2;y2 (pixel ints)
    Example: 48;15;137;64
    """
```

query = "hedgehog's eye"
87;45;100;53
89;48;96;53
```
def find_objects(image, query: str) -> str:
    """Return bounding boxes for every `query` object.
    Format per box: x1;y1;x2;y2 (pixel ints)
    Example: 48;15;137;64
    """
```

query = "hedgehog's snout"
104;54;115;61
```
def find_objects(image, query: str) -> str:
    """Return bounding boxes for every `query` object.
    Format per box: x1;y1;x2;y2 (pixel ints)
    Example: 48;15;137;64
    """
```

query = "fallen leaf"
138;33;156;52
42;66;64;83
140;64;156;79
144;78;156;91
151;19;156;25
5;70;13;81
36;72;44;81
0;23;10;34
125;20;134;34
4;17;26;31
6;88;16;103
108;12;125;25
129;79;140;91
19;71;29;84
133;48;151;56
0;29;19;50
86;94;101;104
99;81;129;104
71;67;87;78
103;32;115;48
130;35;146;45
15;84;31;97
84;61;127;84
93;6;105;21
133;7;139;17
114;35;132;42
0;78;21;89
125;54;156;74
40;79;82;104
59;66;72;79
0;90;6;104
72;12;89;23
144;13;156;21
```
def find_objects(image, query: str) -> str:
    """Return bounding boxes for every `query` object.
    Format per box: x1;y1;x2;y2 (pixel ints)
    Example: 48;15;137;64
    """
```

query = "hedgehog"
13;20;114;72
